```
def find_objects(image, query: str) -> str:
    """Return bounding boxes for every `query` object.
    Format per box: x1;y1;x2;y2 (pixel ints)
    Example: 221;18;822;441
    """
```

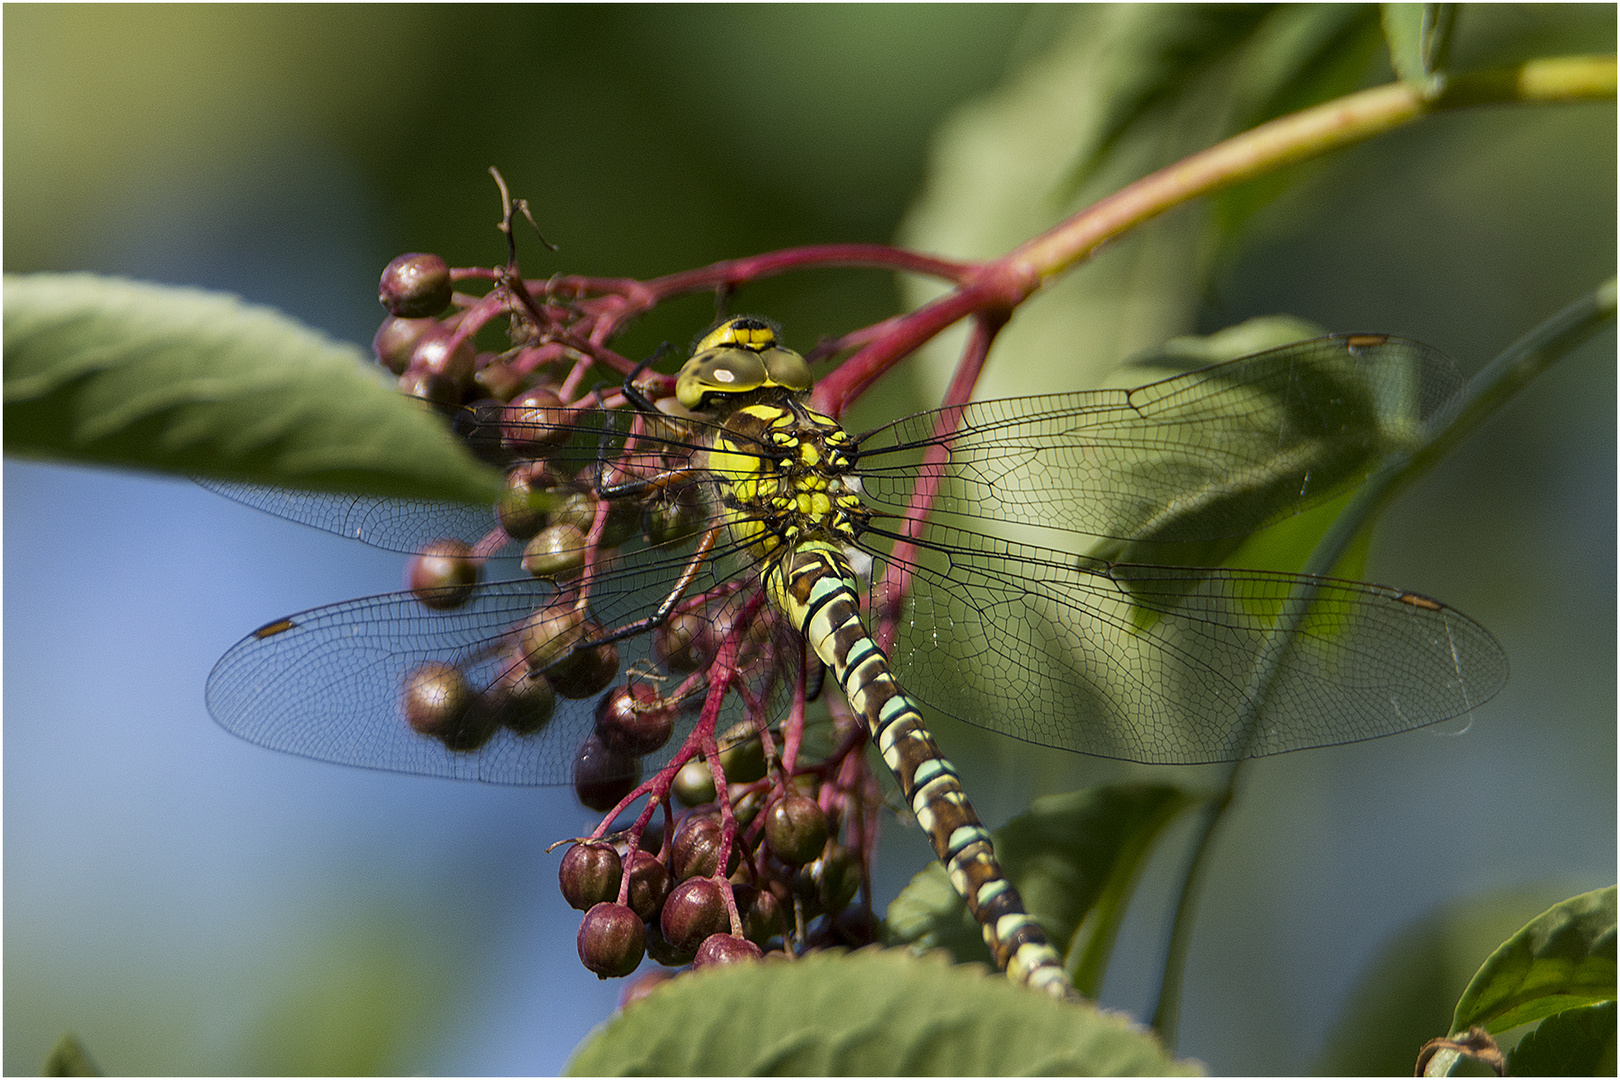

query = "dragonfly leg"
620;342;676;415
588;525;724;649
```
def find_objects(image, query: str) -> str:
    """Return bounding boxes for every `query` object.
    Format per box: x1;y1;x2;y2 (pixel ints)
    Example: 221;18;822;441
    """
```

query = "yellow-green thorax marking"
674;317;1074;998
684;318;866;562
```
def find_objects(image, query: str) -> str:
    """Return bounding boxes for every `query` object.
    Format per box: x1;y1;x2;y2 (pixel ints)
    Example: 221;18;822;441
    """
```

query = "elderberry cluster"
562;767;876;982
373;252;880;987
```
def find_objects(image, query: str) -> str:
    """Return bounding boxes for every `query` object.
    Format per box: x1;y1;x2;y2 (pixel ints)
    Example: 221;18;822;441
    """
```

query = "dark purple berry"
559;843;623;912
572;734;639;813
502;388;574;452
373;316;437;374
577;902;645;979
496;464;555;541
636;819;666;855
411;332;475;385
595;684;674;757
660;878;729;953
520;523;587;580
668;815;716;881
451;397;510;464
619;968;672;1008
736;884;782;946
669;814;737;881
406;538;480;610
765;795;829;866
474;357;524;402
379;253;452;318
643;492;705;547
397;368;461;410
518;605;585;671
623;850;671;923
437;705;498;753
831;905;880;948
643;918;697;968
548;640;621;700
717;723;767;784
400;662;473;742
672;759;717;807
482;664;556;736
730;786;765;830
692;934;762;970
543;490;638;551
654;611;707;674
549;491;599;534
813;843;861;913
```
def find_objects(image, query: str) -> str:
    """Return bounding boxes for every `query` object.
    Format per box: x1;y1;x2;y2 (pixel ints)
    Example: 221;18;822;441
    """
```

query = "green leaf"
3;273;503;504
565;949;1199;1076
1451;887;1617;1035
1381;4;1456;85
1505;1000;1617;1077
885;784;1203;998
1091;324;1448;588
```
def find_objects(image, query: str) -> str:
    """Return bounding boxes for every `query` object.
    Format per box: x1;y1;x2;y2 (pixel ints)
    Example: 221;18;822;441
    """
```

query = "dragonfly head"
676;316;813;412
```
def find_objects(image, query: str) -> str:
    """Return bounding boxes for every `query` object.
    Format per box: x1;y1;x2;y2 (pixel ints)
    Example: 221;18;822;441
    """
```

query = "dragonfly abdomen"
765;540;1074;999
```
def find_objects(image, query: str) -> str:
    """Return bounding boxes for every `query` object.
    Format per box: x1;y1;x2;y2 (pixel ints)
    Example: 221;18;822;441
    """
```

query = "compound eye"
675;348;768;410
760;347;812;393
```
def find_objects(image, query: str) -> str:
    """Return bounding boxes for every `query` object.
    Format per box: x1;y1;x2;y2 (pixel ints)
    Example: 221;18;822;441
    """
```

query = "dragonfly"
205;316;1507;996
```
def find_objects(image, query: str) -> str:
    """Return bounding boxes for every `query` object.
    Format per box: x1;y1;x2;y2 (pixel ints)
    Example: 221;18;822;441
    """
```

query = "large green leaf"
1504;1000;1617;1076
565;948;1199;1076
885;784;1203;998
1450;886;1617;1035
1087;314;1379;581
3;273;503;503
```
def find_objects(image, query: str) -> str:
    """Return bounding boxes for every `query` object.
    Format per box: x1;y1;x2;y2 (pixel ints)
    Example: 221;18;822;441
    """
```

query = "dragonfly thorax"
706;397;869;563
675;317;867;561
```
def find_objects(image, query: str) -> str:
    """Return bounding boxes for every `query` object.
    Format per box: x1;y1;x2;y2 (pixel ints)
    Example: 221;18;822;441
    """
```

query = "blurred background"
5;6;1613;1075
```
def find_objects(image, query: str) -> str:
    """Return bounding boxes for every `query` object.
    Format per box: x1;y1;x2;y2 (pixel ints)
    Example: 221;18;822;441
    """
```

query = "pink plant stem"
591;593;764;848
638;244;975;301
778;651;808;779
690;589;768;902
811;278;1023;416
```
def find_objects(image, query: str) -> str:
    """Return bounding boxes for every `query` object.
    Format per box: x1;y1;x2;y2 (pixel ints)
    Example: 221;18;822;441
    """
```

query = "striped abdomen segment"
764;541;1075;999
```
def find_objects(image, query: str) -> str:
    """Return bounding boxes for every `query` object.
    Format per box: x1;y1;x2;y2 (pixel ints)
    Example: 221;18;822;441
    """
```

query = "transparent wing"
197;401;736;555
206;500;798;786
195;481;500;554
853;335;1462;553
205;333;1501;779
863;524;1506;765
